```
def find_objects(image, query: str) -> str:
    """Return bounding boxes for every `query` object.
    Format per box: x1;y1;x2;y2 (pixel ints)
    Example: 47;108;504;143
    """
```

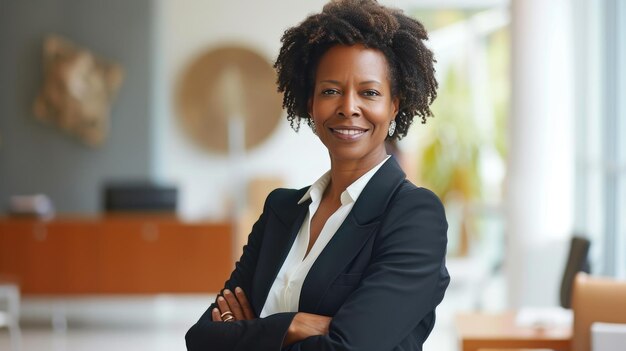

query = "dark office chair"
560;235;591;309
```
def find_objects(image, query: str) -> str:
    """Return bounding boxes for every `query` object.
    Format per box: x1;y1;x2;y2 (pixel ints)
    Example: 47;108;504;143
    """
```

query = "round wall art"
176;46;284;153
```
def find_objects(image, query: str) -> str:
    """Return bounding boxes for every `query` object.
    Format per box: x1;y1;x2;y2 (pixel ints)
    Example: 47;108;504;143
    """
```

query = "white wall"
154;0;332;220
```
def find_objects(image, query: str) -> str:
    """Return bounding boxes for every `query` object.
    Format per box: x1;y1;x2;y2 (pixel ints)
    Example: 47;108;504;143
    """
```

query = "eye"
322;89;340;95
362;89;381;97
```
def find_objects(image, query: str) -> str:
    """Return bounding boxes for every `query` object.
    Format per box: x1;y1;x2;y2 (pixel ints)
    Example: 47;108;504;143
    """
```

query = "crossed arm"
185;188;449;351
186;192;333;351
211;287;332;347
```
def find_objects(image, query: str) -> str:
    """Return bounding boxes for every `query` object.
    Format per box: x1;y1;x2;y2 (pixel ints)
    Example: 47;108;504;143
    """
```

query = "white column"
506;0;575;307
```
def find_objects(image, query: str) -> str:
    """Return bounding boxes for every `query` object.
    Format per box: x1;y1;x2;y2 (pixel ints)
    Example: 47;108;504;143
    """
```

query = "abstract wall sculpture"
33;35;124;147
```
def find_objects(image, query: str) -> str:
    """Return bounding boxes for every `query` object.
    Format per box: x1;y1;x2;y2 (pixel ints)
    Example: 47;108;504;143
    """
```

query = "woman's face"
309;44;399;167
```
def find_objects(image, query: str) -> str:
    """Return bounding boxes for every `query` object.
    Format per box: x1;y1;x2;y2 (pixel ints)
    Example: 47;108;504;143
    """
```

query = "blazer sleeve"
185;191;297;351
284;187;449;351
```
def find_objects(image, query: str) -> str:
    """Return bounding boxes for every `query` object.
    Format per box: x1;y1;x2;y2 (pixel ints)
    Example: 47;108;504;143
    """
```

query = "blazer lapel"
252;191;310;316
299;157;407;313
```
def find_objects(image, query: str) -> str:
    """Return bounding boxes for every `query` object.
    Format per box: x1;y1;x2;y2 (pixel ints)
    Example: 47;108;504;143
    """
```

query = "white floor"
0;268;505;351
0;295;207;351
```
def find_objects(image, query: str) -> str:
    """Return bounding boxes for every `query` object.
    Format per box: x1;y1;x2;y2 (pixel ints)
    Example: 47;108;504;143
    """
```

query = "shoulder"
392;181;446;215
265;186;309;211
380;182;448;239
372;182;448;258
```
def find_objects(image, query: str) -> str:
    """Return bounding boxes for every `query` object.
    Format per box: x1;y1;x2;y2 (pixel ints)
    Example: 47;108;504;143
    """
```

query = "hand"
211;287;256;322
283;312;332;346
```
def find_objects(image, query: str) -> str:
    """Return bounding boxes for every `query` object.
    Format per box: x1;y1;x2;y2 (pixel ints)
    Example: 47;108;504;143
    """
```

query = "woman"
186;1;449;350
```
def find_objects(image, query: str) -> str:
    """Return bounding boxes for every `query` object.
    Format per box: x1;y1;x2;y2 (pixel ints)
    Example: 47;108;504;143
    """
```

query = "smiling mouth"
330;127;368;139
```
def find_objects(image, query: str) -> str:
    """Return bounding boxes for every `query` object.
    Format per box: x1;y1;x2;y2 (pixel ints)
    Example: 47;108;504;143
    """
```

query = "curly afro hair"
274;0;437;140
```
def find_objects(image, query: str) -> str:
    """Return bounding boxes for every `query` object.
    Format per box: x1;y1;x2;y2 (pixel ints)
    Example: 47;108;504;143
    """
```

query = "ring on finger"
223;315;235;322
220;311;234;319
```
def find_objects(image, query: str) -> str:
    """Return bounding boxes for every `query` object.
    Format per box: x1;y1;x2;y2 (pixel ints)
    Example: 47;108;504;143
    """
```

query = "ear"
391;96;399;118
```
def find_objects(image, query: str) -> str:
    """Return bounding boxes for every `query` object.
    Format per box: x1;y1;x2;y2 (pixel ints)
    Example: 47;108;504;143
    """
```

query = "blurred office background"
0;0;624;350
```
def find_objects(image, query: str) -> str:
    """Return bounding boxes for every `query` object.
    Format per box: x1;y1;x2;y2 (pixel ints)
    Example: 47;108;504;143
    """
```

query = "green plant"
420;68;483;203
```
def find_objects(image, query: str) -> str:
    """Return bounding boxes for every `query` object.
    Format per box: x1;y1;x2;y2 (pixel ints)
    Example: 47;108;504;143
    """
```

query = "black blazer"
186;157;449;351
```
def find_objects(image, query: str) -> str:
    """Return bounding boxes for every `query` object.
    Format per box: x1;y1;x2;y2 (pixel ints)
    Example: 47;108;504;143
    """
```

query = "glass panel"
615;0;626;279
401;8;509;312
580;0;625;277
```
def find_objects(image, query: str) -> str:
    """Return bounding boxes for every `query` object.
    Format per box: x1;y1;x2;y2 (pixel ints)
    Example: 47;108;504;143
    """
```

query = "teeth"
334;129;364;135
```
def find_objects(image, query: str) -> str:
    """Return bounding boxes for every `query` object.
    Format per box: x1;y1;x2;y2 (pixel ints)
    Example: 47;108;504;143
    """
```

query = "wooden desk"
456;312;572;351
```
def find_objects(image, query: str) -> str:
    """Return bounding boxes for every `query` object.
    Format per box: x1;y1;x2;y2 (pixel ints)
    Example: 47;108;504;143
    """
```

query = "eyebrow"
319;79;382;85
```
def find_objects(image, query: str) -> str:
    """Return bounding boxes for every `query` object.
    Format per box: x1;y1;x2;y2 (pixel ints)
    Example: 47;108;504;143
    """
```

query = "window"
575;0;626;278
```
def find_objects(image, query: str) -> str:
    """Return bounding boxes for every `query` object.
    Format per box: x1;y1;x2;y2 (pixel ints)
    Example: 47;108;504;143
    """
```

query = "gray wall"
0;0;155;213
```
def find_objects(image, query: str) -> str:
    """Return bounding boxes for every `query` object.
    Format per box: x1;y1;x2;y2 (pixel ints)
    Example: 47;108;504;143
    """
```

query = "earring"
388;120;396;137
310;119;317;135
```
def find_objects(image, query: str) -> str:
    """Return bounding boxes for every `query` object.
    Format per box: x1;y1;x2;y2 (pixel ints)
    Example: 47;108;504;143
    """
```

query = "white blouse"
259;156;391;317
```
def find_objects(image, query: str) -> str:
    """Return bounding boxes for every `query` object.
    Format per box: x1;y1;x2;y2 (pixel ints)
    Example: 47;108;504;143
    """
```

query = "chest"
255;205;382;316
308;198;341;256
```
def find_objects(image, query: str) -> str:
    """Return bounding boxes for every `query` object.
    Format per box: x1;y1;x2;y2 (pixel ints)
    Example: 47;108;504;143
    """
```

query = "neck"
324;148;388;202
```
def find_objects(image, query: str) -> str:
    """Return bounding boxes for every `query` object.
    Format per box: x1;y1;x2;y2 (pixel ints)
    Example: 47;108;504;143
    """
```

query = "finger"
235;287;255;320
223;289;245;321
211;307;221;322
217;296;233;321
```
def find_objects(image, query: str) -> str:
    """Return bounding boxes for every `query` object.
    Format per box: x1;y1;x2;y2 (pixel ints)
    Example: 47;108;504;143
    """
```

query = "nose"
337;91;360;118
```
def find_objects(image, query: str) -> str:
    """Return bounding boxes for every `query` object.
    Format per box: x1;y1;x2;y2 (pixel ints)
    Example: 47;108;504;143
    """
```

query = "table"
456;312;572;351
